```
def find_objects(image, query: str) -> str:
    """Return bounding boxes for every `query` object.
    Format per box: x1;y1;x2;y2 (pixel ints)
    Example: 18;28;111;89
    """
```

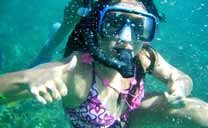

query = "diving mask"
98;4;158;42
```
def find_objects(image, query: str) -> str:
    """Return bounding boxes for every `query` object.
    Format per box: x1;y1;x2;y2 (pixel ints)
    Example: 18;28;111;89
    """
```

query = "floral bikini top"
64;53;145;128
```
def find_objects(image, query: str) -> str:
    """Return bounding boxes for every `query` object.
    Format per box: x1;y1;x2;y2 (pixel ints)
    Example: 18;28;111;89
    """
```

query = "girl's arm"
151;51;193;103
134;49;208;127
0;55;77;104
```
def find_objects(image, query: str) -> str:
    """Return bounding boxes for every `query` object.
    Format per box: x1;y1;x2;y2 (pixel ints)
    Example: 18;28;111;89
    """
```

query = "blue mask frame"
98;4;158;42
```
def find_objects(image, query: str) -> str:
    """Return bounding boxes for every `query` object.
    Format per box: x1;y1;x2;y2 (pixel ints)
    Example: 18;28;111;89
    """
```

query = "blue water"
0;50;2;69
0;0;207;127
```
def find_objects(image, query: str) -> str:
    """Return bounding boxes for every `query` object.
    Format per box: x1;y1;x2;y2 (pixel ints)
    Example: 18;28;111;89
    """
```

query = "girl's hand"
25;56;77;104
164;81;188;108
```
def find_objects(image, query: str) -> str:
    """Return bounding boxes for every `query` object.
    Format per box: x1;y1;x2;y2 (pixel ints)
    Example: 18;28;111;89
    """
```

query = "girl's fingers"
39;86;53;103
30;86;47;104
45;81;62;100
164;91;185;108
35;95;47;104
30;84;54;104
54;78;68;96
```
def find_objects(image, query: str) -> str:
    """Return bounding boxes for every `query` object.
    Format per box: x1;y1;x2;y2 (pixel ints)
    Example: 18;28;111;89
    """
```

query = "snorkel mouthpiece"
116;48;134;77
91;47;134;78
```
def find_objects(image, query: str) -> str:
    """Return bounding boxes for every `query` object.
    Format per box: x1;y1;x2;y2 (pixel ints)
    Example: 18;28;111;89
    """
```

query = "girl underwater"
0;0;208;127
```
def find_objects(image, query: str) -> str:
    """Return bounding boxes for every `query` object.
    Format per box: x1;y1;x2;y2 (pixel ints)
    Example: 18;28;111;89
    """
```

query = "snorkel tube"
77;0;94;17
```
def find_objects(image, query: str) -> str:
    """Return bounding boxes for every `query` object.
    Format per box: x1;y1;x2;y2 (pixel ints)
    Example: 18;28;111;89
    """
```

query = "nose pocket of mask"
117;24;133;42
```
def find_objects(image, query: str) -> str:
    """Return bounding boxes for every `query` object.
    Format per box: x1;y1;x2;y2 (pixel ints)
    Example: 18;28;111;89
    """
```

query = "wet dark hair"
140;0;166;21
64;5;99;57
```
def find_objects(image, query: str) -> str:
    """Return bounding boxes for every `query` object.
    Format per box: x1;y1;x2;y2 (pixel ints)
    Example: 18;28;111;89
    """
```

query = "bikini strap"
92;62;96;84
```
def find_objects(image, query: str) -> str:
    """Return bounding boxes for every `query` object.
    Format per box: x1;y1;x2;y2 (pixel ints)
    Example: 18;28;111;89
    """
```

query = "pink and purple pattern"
65;82;125;127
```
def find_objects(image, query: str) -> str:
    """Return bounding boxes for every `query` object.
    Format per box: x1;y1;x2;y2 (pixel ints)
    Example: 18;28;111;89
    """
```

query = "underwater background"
0;0;207;127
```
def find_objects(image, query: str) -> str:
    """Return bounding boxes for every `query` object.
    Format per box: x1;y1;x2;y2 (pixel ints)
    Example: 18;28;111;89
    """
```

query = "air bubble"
156;38;161;41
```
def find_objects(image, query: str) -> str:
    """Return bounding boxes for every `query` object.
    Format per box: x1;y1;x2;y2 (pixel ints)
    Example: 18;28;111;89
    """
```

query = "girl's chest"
63;69;130;116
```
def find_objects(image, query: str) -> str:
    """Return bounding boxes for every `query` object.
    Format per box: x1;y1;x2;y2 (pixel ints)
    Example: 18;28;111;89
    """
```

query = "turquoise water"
0;0;207;127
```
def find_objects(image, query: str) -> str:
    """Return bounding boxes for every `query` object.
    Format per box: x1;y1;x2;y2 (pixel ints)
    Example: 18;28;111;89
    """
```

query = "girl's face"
98;1;150;57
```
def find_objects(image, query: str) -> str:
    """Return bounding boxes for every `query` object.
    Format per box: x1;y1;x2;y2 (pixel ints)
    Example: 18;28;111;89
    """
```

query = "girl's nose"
117;24;133;42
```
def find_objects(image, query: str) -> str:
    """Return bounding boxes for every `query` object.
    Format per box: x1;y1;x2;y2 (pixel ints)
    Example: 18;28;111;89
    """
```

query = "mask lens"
101;10;156;41
102;11;126;37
